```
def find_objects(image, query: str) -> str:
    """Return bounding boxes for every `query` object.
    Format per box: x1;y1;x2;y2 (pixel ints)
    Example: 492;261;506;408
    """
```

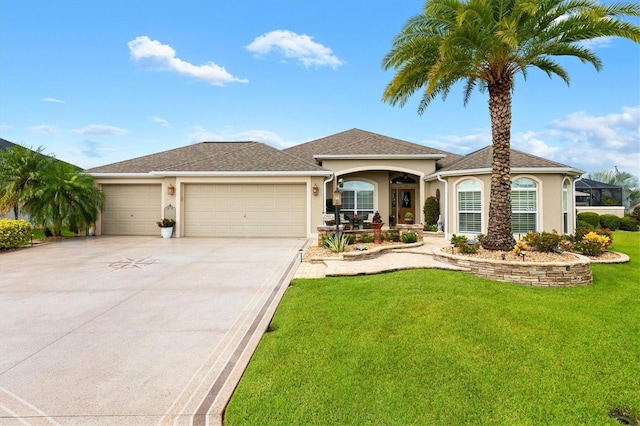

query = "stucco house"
86;128;584;239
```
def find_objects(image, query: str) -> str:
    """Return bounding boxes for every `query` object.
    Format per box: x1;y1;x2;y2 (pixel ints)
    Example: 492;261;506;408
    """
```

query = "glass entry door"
398;189;415;222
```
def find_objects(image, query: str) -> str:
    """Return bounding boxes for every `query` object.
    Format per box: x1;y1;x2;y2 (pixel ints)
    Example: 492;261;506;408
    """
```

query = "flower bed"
434;248;592;287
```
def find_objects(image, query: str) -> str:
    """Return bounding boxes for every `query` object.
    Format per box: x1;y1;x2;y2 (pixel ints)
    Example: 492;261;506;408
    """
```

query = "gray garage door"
184;184;306;237
101;184;161;235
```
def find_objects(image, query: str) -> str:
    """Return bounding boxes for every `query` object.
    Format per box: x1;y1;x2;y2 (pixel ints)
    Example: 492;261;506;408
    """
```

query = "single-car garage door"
101;184;161;235
184;184;306;237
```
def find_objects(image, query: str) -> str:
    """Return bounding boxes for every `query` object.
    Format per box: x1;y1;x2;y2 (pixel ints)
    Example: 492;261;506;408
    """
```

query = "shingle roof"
283;128;461;166
439;146;579;172
0;138;16;150
86;141;327;174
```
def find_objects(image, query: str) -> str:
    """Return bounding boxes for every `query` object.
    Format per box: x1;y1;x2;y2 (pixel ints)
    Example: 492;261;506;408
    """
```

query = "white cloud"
30;125;59;135
246;30;343;69
128;36;248;86
187;126;293;148
72;125;129;136
41;97;65;104
150;116;170;128
421;130;491;154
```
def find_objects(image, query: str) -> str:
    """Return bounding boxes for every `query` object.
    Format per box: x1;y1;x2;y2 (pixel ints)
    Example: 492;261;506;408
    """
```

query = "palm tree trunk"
482;77;516;251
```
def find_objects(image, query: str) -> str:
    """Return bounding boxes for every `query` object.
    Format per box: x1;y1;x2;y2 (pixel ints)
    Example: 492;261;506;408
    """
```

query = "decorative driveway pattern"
0;236;306;425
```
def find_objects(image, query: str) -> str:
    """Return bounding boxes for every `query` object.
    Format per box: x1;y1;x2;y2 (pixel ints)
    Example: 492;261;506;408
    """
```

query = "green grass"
31;227;78;240
225;232;639;425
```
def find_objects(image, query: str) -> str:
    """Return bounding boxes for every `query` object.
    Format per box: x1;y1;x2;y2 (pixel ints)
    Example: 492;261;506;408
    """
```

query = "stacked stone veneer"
433;251;593;287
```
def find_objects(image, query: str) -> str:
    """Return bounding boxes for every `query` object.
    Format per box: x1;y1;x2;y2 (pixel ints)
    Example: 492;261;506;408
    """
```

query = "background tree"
25;162;105;237
382;0;640;250
0;145;54;218
587;168;640;214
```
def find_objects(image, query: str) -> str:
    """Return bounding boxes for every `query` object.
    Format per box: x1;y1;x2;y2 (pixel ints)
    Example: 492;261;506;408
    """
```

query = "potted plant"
157;218;175;238
404;212;414;224
372;211;384;244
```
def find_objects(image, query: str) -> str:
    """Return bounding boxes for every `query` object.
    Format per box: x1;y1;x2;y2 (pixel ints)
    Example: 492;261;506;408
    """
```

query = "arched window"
457;179;482;233
341;181;374;216
512;178;538;234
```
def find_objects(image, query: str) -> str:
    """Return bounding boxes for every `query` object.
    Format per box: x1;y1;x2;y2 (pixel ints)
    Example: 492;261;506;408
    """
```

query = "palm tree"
587;168;640;213
25;162;105;236
382;0;640;250
0;145;54;218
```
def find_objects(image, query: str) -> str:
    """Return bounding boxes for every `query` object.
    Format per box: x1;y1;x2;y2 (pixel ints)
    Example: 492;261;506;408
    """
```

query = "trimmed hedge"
619;217;639;231
599;214;620;230
0;219;32;249
577;212;600;228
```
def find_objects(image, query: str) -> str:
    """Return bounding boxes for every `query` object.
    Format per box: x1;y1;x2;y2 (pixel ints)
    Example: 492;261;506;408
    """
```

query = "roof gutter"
90;170;332;178
424;167;584;180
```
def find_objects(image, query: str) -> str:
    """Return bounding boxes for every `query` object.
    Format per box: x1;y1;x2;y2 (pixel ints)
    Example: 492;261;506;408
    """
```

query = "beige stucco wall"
434;173;576;238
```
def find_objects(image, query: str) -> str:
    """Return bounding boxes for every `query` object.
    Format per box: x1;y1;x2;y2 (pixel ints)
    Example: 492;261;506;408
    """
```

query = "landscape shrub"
631;205;640;224
358;233;375;243
512;239;528;256
423;196;440;226
524;231;562;252
0;219;32;249
382;230;400;242
450;234;468;248
599;214;620;230
577;212;600;228
450;234;479;254
573;231;611;256
574;224;595;241
401;231;418;243
323;234;350;253
619;217;639;231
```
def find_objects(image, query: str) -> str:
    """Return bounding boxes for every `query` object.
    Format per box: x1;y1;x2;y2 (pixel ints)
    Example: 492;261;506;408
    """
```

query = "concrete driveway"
0;236;307;425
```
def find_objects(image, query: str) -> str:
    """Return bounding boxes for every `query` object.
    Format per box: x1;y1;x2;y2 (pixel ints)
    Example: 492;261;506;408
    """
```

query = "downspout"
436;174;448;236
323;173;334;214
572;174;584;234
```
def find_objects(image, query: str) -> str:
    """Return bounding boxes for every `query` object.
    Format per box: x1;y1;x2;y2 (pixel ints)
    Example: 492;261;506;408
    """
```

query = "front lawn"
225;232;639;425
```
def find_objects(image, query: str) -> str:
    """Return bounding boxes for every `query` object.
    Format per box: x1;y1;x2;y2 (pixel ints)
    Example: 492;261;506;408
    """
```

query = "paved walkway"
295;236;466;278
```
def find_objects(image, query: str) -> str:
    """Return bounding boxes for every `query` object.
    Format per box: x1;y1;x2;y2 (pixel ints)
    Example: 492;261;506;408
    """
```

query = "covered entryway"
183;183;306;237
101;184;161;235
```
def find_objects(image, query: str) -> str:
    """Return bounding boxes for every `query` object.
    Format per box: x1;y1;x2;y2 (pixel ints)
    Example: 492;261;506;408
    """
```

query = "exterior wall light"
333;189;342;207
312;183;319;196
167;183;175;196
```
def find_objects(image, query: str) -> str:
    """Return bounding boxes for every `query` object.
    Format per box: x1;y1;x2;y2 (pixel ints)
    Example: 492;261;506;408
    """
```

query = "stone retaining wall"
433;251;593;287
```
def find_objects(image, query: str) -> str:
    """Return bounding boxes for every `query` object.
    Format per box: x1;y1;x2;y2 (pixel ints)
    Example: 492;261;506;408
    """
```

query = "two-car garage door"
101;183;307;237
183;184;306;237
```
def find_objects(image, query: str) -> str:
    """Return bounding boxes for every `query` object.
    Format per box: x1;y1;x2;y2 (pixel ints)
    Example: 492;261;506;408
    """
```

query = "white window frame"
457;179;482;234
511;177;538;235
340;180;374;217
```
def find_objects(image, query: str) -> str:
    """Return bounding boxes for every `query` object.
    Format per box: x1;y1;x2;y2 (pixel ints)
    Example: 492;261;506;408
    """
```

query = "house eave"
90;170;331;178
424;167;584;181
315;154;445;161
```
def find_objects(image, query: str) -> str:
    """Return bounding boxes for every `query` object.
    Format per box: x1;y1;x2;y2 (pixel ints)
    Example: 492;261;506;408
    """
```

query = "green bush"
599;214;620;230
574;224;595;241
358;233;375;243
401;231;418;243
619;217;639;231
381;230;400;242
631;205;640;224
450;234;468;248
524;231;562;253
577;212;600;228
0;219;32;249
323;234;350;253
423;196;440;226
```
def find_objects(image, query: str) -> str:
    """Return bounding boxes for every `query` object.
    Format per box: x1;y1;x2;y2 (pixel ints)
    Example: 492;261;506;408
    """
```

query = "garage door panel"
102;184;161;236
184;184;306;237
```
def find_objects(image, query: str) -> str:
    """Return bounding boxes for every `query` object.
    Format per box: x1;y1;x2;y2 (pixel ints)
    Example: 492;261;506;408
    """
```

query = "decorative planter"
160;227;173;238
404;217;414;224
372;223;383;244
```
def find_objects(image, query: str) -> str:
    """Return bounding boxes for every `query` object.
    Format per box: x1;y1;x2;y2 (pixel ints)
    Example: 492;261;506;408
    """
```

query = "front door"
398;189;415;222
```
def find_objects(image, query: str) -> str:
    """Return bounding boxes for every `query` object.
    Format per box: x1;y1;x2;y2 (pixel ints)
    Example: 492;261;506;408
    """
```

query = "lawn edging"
433;250;593;287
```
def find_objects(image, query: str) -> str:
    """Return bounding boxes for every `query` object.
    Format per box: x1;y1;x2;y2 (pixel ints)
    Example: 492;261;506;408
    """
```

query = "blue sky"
1;0;638;176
